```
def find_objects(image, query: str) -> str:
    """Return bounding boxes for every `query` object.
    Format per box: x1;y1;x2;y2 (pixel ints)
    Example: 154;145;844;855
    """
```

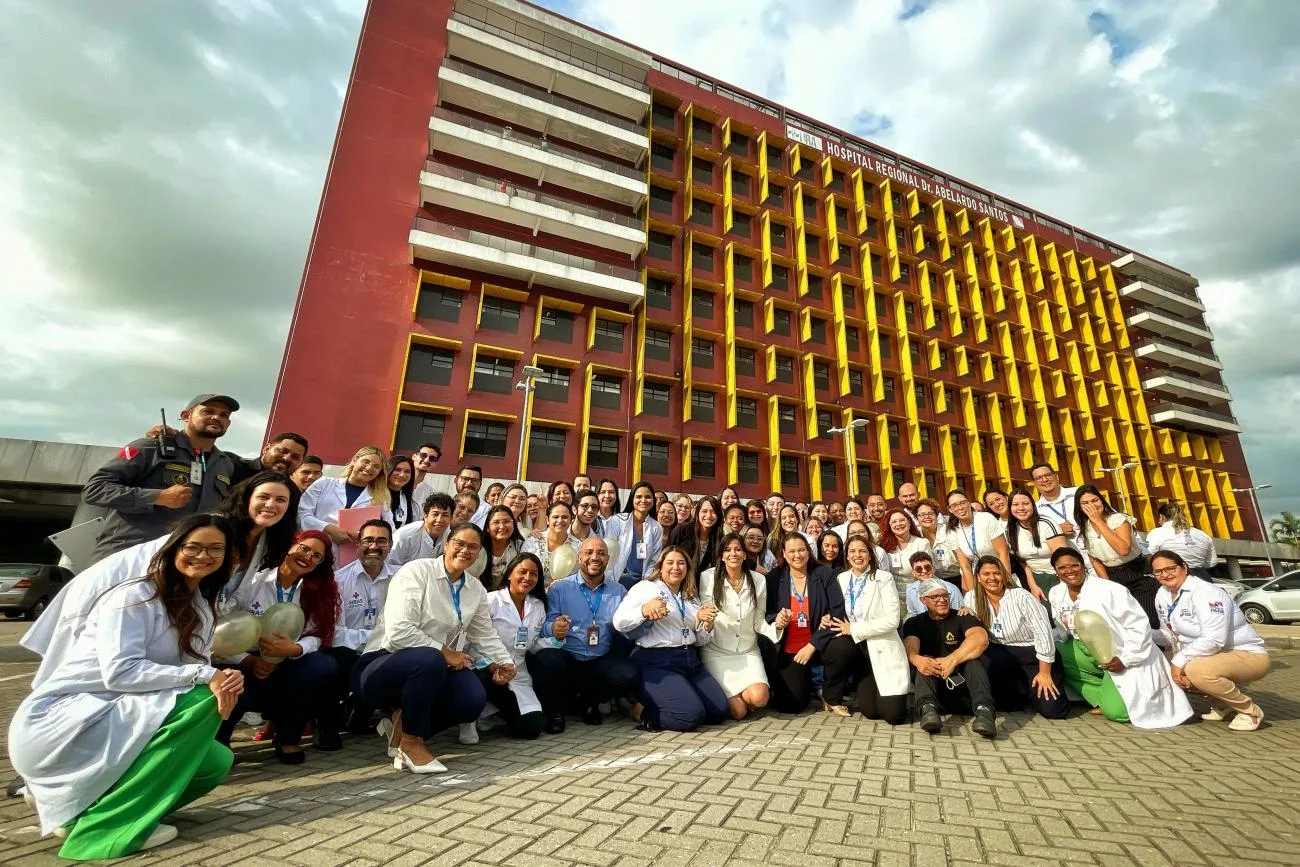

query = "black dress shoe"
582;706;603;726
274;742;307;765
314;726;343;752
544;713;566;734
971;707;997;739
919;705;942;734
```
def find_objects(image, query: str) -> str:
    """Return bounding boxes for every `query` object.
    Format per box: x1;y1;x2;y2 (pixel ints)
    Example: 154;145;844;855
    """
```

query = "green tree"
1269;511;1300;546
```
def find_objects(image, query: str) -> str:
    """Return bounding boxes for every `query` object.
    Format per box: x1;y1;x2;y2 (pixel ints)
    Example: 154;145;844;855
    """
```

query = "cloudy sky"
1;0;1296;523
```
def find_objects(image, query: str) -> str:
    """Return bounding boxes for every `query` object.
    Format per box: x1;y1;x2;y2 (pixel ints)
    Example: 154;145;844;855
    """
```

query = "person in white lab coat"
823;535;910;724
698;533;783;720
606;481;663;589
215;529;343;762
333;519;397;734
465;552;548;742
355;522;517;773
8;514;244;861
390;492;454;568
297;445;392;551
1152;550;1270;731
1048;548;1192;728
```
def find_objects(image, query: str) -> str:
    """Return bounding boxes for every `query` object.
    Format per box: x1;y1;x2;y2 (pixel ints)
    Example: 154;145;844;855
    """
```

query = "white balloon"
602;536;620;567
211;611;261;658
260;602;306;664
1074;610;1116;664
550;545;578;583
467;547;488;580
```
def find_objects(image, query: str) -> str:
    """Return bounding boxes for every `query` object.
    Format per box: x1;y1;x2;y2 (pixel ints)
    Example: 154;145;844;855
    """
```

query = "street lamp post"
1099;461;1139;515
515;365;544;483
1231;483;1275;578
826;418;870;498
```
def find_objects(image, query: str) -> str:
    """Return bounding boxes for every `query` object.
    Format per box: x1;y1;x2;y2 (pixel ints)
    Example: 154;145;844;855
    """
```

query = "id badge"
586;624;601;647
681;627;692;644
797;611;808;628
190;460;204;485
447;629;463;650
514;626;529;650
363;607;377;629
637;540;648;559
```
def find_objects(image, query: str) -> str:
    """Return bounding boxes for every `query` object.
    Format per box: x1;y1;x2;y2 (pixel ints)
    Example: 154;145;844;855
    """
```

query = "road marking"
0;670;36;683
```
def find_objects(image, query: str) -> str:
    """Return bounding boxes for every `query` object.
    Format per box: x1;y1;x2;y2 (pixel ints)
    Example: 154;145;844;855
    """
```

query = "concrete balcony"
1147;401;1242;435
1133;338;1223;373
428;107;646;207
1142;372;1233;405
1118;279;1205;317
1112;251;1199;292
419;162;644;257
437;59;647;162
446;12;649;121
409;217;644;307
1126;309;1214;343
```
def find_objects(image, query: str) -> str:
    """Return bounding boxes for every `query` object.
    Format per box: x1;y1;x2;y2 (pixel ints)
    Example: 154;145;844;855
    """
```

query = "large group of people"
6;393;1274;859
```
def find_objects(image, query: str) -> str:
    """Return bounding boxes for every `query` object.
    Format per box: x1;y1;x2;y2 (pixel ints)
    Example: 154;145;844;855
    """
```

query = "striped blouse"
961;586;1056;663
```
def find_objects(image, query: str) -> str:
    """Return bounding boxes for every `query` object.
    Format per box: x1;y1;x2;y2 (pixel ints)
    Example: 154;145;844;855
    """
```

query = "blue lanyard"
666;586;687;621
790;577;807;607
847;575;866;613
578;582;606;618
1164;589;1184;626
962;521;979;554
448;576;466;624
1041;499;1069;523
275;579;301;604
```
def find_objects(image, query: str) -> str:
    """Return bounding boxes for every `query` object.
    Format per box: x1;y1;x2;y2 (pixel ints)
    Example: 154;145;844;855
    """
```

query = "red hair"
293;530;340;648
878;508;919;553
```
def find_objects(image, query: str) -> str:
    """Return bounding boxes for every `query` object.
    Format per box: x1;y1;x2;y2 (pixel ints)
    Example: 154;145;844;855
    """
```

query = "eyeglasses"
576;502;598;510
1031;472;1056;482
913;565;934;575
180;542;227;558
458;475;482;486
291;544;325;563
415;452;439;463
358;537;391;547
447;538;482;554
1153;566;1182;578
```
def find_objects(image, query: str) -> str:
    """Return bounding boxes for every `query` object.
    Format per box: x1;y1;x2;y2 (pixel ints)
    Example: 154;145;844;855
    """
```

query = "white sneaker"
458;722;480;745
141;823;177;851
1228;707;1264;732
1201;707;1233;722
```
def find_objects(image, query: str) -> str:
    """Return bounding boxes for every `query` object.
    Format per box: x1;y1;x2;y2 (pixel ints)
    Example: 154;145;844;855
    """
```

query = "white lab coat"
835;568;910;696
298;476;393;555
605;512;663;583
219;567;329;664
470;590;548;715
390;521;446;568
9;579;216;835
1156;575;1268;668
1055;577;1193;729
334;559;396;650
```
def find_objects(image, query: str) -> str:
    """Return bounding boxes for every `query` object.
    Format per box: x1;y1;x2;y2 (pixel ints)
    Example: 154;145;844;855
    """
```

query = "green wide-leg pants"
1056;637;1129;723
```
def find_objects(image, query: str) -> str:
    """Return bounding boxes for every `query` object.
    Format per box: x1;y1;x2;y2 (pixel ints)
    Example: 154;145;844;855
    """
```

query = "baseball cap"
917;578;949;598
185;393;240;412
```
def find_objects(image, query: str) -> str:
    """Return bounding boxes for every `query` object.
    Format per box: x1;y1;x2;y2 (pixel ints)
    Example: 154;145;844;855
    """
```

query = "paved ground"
2;649;1300;866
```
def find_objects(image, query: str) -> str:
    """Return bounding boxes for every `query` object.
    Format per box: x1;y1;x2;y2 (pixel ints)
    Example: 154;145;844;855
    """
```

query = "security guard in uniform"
82;393;240;565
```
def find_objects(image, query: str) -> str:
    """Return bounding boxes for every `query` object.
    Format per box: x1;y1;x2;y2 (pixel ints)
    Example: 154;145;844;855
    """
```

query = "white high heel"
377;717;398;757
392;747;447;774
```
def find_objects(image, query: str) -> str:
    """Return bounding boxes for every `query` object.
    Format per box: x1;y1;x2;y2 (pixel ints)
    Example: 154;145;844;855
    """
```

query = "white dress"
698;568;780;695
8;579;216;835
472;590;549;716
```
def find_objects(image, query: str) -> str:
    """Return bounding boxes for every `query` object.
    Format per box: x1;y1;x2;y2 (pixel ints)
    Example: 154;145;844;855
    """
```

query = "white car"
1236;570;1300;625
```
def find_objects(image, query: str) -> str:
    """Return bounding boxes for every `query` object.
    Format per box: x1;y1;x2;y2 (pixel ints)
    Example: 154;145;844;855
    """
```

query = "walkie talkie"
157;408;177;459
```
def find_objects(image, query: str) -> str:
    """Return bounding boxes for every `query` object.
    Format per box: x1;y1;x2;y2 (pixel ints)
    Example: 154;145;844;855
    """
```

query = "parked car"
1210;576;1249;599
1236;570;1300;625
0;564;72;620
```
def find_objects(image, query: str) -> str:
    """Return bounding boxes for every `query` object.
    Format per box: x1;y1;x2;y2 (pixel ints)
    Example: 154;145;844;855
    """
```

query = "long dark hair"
145;513;239;661
1073;484;1118;546
499;551;547;606
386;455;415;522
484;504;524;548
287;529;340;648
216;471;298;572
711;532;762;602
1005;487;1046;558
817;530;847;573
669;495;723;577
547;480;576;505
622;481;656;516
597;478;622;513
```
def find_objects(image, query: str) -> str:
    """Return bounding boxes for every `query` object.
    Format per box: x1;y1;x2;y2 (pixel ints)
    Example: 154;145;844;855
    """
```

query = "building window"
771;224;788;249
932;307;945;332
692;115;714;141
887;421;901;450
802;195;818;220
529;427;567;465
767;144;785;170
845;325;860;348
879;333;893;360
919;427;933;453
914;382;928;408
691;390;716;423
780;455;800;487
534;365;571;403
732;211;752;238
693;290;715;319
736;397;758;429
774;354;795;383
806;273;823;300
819;460;838;495
864;216;878;238
648;230;674;260
693;243;715;273
734;254;754;282
593;319;625;353
472;355;515;394
480;295;521;333
814;362;831;391
539;306;574;342
651;142;675;172
644;327;672;362
406;345;454;386
691;444;717;479
692;157;713;184
848;369;864;396
729;131;750;157
587;433;620;469
652;102;675;130
738;450;760;483
735;298;755;328
905;301;917;324
832;168;846;189
856;463;874;495
772;308;792;336
691;198;714;226
898;262;912;284
464;419;509;458
735;346;756;377
643;381;670;416
733;172;752;198
778;403;797;434
417;284;463;322
795;159;816;181
816;409;834;438
650;185;674;215
771;265;789;290
892;468;907;490
767;183;786;207
909;341;921;365
641;439;669;476
394;410;445;453
936;347;949;369
691;337;715;369
591;374;622;410
883;375;896;402
646;277;673;310
806;317;826;345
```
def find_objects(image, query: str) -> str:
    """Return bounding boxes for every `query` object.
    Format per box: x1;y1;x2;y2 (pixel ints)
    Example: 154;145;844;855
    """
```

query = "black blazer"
764;565;846;653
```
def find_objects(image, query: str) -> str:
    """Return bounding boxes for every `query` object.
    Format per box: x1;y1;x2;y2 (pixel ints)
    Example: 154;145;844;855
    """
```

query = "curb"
1262;636;1298;651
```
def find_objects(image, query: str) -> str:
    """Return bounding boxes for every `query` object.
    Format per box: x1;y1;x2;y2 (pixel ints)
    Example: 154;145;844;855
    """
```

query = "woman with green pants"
9;514;245;860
